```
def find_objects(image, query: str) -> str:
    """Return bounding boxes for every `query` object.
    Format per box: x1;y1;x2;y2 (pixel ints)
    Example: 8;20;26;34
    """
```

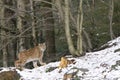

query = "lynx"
15;43;46;69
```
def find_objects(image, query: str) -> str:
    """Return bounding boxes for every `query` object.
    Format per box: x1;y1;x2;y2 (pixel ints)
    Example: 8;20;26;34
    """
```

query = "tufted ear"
42;43;45;46
39;42;45;45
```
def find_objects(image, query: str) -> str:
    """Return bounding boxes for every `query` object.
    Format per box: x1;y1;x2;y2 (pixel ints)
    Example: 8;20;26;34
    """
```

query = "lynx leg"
33;61;39;68
15;60;24;70
15;60;21;68
39;58;46;66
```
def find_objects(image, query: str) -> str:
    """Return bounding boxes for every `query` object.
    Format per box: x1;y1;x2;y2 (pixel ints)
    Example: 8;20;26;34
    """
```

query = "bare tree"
109;0;115;39
44;0;56;59
55;0;92;53
76;0;83;55
64;0;76;56
30;0;37;46
33;0;56;59
17;0;25;52
64;0;84;56
55;0;64;21
0;0;8;67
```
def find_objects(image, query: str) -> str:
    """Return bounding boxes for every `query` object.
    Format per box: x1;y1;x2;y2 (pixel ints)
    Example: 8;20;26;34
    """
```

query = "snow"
1;37;120;80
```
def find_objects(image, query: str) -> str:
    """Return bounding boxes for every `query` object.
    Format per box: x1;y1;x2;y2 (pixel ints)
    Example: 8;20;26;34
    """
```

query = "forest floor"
1;37;120;80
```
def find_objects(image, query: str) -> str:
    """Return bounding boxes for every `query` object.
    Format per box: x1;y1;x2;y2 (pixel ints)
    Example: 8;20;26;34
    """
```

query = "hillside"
1;37;120;80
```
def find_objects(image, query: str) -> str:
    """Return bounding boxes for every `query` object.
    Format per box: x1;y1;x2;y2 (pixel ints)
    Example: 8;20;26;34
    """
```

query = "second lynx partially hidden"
15;43;46;69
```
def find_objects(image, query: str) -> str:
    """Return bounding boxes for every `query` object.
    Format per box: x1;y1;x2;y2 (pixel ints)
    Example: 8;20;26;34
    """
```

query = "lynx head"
38;43;46;52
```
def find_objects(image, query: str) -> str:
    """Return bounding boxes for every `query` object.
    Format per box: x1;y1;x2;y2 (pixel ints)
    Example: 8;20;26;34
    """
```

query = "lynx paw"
41;63;46;66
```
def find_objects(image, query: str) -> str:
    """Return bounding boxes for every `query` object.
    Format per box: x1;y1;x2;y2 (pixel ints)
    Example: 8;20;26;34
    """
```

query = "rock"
0;70;20;80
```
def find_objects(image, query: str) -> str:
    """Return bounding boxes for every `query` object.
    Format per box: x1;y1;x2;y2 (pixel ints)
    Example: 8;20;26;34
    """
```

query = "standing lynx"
15;43;46;69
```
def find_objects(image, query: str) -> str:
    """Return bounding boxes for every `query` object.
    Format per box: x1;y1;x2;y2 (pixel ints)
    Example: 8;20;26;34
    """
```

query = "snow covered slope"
1;37;120;80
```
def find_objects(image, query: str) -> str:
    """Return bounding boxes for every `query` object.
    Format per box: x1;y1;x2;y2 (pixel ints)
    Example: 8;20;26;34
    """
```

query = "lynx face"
38;43;46;52
15;43;46;69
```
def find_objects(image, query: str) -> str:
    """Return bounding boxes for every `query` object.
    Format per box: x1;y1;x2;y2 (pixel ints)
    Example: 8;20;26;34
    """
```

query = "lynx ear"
42;43;46;45
38;42;45;46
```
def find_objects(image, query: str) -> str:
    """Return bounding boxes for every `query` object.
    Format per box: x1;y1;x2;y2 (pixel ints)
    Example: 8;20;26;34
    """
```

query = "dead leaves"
58;57;76;73
59;57;76;69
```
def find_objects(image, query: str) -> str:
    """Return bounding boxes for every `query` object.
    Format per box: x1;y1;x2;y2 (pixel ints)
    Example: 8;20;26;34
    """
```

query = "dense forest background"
0;0;120;67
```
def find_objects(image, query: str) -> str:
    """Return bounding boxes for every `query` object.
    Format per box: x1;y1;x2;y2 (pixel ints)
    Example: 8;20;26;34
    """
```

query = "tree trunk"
64;0;78;56
0;0;8;67
41;0;56;59
30;0;37;46
109;0;115;40
64;0;84;56
76;0;83;55
17;0;25;52
83;29;92;52
55;0;64;21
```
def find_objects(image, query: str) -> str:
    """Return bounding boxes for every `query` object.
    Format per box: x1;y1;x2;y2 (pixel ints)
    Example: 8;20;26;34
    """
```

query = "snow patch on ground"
1;37;120;80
